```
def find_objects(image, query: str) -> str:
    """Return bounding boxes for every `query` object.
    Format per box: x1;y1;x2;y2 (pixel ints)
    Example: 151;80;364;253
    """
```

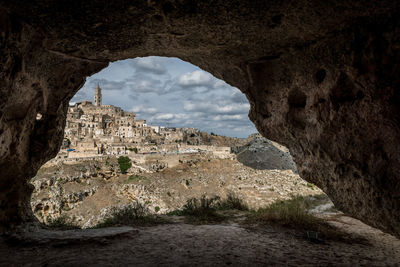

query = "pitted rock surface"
0;1;399;236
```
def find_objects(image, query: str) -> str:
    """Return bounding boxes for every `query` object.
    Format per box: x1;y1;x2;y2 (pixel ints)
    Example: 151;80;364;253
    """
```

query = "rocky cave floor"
1;211;399;267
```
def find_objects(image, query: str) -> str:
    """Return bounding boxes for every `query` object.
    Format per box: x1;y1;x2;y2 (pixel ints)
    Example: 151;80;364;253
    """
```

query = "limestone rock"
236;134;297;172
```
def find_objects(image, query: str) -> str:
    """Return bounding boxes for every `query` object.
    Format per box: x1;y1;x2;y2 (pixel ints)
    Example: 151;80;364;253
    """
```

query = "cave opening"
1;1;400;264
29;56;326;230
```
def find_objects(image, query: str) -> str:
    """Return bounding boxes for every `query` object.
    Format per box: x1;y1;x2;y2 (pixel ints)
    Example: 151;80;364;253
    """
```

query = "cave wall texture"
0;0;399;236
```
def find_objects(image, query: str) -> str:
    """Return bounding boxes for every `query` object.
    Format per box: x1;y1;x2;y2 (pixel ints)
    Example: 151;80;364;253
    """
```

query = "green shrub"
168;195;225;224
127;147;138;153
155;206;160;213
118;156;132;174
185;180;190;186
168;194;249;219
182;196;219;215
94;202;165;228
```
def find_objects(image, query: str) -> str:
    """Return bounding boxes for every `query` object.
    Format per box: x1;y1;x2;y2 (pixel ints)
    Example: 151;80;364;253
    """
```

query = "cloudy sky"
71;57;257;138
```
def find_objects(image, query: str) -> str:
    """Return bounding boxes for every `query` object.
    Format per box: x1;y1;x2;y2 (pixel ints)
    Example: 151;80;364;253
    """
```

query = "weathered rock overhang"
0;0;399;237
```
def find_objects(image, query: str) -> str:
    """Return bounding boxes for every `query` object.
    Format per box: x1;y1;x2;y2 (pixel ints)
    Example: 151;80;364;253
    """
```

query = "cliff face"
0;1;399;236
236;135;297;172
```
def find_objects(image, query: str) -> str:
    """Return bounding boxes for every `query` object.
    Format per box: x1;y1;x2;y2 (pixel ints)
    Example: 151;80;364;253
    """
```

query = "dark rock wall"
0;0;399;236
248;16;400;235
0;8;106;230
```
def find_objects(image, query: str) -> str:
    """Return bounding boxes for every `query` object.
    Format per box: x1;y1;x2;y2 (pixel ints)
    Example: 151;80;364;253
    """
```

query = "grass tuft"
244;195;358;241
246;195;319;227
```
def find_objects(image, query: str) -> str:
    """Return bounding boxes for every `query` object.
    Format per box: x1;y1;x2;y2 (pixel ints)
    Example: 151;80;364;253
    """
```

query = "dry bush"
217;192;248;211
94;201;166;228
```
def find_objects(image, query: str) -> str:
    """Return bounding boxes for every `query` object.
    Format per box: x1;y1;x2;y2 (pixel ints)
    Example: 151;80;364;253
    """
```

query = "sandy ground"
1;213;399;267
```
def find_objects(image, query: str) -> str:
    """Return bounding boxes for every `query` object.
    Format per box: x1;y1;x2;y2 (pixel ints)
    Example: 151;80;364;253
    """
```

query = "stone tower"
94;83;102;107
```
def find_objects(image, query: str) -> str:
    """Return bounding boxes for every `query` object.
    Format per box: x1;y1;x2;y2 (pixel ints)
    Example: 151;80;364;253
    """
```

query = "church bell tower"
94;83;102;107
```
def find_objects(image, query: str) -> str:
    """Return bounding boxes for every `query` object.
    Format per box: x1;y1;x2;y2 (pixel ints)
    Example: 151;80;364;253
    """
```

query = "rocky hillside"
183;130;248;147
183;131;297;173
31;156;319;228
235;134;298;172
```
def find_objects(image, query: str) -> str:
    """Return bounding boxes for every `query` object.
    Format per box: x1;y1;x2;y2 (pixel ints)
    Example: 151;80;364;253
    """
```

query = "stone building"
61;85;187;157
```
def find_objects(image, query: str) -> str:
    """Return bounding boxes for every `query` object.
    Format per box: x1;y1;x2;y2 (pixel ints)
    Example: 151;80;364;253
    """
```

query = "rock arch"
0;1;399;236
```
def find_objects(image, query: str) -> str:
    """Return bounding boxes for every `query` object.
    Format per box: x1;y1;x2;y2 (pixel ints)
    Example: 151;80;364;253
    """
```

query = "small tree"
118;156;132;174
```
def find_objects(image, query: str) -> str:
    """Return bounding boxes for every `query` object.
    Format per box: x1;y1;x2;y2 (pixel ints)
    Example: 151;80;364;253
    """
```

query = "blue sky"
71;57;257;138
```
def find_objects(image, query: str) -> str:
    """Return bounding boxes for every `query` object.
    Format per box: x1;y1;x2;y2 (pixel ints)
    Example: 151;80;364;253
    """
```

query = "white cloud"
212;114;246;121
131;105;158;114
134;57;167;75
154;113;175;120
183;101;250;114
213;79;230;89
229;90;248;103
87;79;126;91
215;103;250;113
126;73;168;95
178;70;213;87
153;113;188;121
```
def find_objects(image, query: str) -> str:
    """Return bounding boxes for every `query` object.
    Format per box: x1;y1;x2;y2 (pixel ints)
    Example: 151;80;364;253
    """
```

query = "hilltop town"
57;85;236;161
